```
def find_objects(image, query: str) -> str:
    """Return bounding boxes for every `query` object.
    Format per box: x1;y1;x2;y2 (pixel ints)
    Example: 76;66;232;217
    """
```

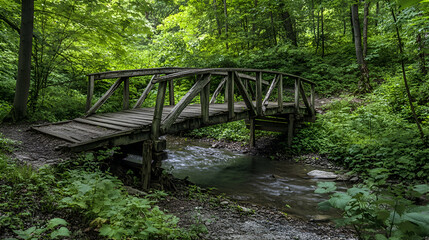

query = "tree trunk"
223;0;228;50
321;7;325;57
391;8;425;140
12;0;34;121
351;3;371;92
316;10;320;53
280;7;297;46
363;2;369;58
213;0;222;36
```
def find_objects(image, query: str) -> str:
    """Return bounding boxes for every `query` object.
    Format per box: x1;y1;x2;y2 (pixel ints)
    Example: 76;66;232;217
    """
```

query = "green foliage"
189;120;250;142
11;218;71;240
316;181;429;239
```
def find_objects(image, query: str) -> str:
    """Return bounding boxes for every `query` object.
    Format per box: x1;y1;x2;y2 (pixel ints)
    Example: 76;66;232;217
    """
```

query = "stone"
220;201;229;205
307;170;338;179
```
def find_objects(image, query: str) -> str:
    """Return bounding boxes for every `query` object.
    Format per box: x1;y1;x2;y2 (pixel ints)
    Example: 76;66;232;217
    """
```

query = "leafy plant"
11;218;71;240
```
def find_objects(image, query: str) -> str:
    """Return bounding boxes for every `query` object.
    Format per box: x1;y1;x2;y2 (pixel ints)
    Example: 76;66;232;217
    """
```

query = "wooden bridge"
32;67;316;188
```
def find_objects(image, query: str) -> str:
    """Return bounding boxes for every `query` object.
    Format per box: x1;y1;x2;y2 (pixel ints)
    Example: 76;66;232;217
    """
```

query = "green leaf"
315;182;337;194
375;234;388;240
47;218;68;229
50;227;71;239
328;192;352;209
402;212;429;234
397;0;421;9
413;184;429;194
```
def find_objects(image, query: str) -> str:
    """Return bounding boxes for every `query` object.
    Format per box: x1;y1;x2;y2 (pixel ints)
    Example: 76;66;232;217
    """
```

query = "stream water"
126;137;345;219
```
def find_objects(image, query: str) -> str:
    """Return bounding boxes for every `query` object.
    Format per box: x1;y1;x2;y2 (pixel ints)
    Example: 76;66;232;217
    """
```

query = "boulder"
307;170;338;179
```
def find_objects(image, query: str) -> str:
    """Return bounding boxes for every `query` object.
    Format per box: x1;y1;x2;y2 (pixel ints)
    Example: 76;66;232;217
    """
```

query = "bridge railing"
85;68;316;137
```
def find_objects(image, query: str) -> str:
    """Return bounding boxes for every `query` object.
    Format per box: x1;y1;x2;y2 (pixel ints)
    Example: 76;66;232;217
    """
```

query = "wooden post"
294;78;300;113
278;74;283;112
287;114;294;147
169;79;175;105
256;72;263;116
142;140;152;190
152;82;167;140
249;117;256;147
311;84;315;116
227;71;234;119
85;75;94;111
123;77;129;110
201;80;210;124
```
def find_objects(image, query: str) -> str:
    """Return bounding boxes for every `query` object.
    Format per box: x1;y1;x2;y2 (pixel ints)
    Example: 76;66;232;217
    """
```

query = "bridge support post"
249;117;256;148
287;114;295;147
142;140;153;190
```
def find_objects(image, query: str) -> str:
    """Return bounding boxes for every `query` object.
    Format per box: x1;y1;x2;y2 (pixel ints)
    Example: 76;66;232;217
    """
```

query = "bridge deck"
32;101;303;152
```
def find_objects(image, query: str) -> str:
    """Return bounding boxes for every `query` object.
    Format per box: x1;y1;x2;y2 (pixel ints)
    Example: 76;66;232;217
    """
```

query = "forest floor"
0;121;356;240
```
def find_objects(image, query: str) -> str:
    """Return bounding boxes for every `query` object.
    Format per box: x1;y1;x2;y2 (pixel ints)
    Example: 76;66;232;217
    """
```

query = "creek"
127;136;346;219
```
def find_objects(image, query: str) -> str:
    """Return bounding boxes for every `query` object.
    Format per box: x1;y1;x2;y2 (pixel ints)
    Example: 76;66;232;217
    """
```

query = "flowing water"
127;137;346;219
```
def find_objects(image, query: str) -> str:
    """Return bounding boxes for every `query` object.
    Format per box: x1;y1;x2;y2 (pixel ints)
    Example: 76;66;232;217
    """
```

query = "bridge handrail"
84;68;316;131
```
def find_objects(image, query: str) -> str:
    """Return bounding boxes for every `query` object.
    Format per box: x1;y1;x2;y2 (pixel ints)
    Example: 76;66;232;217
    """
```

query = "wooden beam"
294;78;300;113
161;74;211;132
168;79;175;105
123;77;129;110
201;81;210;124
234;71;256;117
227;71;234;119
151;81;167;140
249;117;255;148
256;72;263;116
85;75;94;112
299;81;312;116
262;75;279;107
278;74;283;113
85;77;125;116
287;114;294;147
74;118;128;131
210;77;226;104
142;140;152;190
311;83;315;117
89;67;195;80
133;75;156;109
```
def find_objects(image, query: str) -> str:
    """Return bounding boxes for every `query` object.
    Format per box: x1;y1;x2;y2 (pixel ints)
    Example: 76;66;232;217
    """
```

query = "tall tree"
363;1;369;57
12;0;34;121
351;2;371;92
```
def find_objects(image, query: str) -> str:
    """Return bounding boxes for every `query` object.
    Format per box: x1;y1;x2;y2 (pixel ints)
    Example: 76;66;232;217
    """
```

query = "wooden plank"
262;75;279;107
169;79;175;105
294;78;300;113
86;75;94;112
65;124;108;135
256;72;263;116
74;118;128;131
142;140;152;190
161;74;211;132
210;77;226;104
92;115;146;126
278;74;283;113
234;71;256;117
227;72;234;119
89;67;195;80
299;81;312;116
152;81;167;139
86;77;125;116
32;127;79;143
123;77;129;110
201;81;210;124
133;75;156;109
99;112;153;122
88;115;141;128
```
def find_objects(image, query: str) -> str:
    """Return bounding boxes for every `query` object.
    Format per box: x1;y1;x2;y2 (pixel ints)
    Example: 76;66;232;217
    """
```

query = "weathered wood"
294;78;300;113
249;117;255;147
153;139;167;152
256;72;263;116
75;118;128;131
201;81;210;124
287;114;294;147
299;81;312;116
32;127;79;143
88;115;141;128
311;84;315;116
123;77;129;110
227;72;235;119
161;74;211;133
86;75;94;111
168;79;175;105
142;140;152;190
134;75;156;109
262;75;279;107
86;77;125;116
152;81;167;140
278;74;283;112
89;67;195;80
152;151;168;161
210;77;226;104
234;71;256;117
